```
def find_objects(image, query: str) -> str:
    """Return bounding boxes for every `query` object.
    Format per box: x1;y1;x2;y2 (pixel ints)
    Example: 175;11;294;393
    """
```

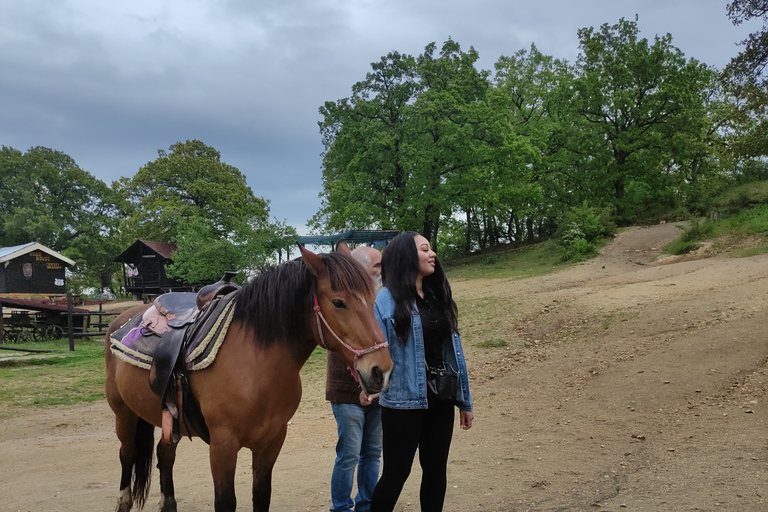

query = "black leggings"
370;398;455;512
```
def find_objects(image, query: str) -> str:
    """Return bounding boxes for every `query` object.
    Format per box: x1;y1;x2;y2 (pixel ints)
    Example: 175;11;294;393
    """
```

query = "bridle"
313;295;388;365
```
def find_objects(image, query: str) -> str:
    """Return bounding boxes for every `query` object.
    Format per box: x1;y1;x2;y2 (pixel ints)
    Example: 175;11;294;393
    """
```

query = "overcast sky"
1;0;760;234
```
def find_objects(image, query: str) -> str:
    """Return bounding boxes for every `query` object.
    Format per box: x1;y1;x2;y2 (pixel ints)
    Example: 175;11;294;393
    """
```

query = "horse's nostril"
371;366;383;382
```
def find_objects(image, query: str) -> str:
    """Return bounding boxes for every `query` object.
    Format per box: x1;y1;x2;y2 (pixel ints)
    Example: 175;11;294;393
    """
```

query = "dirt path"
1;223;766;512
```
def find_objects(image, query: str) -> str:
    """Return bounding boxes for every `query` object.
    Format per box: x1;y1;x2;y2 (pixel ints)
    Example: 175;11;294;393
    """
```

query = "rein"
313;296;388;366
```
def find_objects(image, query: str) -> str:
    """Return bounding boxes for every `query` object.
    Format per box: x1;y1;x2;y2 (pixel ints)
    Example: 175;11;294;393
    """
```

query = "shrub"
562;237;597;261
558;204;616;243
557;204;614;262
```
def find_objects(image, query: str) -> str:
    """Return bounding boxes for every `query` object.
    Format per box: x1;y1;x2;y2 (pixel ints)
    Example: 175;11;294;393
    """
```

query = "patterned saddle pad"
109;292;237;372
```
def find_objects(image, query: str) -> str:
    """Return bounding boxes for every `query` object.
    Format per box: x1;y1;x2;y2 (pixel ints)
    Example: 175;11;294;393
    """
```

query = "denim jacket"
374;287;473;412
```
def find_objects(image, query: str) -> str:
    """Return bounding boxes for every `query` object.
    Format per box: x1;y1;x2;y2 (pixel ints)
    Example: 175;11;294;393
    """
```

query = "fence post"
67;292;74;352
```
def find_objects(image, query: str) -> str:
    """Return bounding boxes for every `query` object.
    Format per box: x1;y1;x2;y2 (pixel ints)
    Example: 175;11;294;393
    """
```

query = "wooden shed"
0;242;75;295
114;240;191;301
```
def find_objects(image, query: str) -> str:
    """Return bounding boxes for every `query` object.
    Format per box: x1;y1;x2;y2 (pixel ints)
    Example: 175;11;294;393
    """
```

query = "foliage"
725;0;768;91
726;203;768;233
573;17;718;223
316;40;539;251
316;18;728;253
313;51;420;234
711;180;768;213
666;203;768;255
556;204;615;261
118;140;296;281
557;204;616;242
118;140;269;242
0;146;124;288
443;239;568;280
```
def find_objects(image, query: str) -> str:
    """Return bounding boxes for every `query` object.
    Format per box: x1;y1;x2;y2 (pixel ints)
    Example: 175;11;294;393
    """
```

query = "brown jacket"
325;351;364;404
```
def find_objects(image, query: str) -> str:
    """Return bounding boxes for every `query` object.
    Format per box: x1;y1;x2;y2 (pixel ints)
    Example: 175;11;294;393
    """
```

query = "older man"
326;245;383;512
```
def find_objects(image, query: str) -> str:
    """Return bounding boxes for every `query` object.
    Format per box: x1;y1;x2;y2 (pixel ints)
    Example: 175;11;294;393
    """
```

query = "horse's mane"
231;252;374;347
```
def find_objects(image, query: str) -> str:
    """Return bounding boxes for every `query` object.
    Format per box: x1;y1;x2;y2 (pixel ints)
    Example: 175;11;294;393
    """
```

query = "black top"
416;289;451;369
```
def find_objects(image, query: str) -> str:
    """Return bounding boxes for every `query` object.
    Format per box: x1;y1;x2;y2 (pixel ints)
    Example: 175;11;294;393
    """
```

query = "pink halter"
313;296;388;365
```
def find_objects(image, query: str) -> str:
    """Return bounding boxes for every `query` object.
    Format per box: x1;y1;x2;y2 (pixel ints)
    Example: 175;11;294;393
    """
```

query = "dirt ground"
1;222;766;512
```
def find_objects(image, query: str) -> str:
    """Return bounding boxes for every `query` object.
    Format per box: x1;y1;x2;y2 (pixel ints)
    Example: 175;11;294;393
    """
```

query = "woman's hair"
381;231;458;343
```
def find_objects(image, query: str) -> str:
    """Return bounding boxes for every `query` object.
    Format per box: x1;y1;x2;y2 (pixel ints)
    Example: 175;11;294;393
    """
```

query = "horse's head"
300;244;392;394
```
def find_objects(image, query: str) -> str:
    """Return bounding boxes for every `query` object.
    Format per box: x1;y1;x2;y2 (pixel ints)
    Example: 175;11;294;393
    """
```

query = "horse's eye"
332;299;346;309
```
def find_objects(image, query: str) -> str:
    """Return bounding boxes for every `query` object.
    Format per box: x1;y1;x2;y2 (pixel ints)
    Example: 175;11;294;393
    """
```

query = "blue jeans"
330;402;382;512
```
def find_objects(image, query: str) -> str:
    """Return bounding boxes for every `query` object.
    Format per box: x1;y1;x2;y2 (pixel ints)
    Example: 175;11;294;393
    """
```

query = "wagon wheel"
0;328;13;344
45;324;65;340
16;330;33;343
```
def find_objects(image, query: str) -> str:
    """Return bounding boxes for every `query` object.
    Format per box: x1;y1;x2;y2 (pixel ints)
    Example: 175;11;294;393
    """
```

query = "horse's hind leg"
113;409;154;512
156;441;178;512
252;426;287;512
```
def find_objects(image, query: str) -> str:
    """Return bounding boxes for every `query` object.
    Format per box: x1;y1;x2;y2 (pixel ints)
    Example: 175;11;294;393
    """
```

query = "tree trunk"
465;209;472;254
526;217;535;245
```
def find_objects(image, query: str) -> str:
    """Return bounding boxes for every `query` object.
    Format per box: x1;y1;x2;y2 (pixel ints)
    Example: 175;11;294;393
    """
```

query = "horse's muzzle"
358;365;391;395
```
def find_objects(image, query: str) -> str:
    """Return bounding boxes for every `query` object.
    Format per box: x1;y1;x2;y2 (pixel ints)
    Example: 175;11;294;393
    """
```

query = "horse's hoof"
159;495;178;512
116;488;132;512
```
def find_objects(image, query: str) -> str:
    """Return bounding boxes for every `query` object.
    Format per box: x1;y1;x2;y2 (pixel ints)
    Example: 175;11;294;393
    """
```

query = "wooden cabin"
114;240;191;301
0;242;75;295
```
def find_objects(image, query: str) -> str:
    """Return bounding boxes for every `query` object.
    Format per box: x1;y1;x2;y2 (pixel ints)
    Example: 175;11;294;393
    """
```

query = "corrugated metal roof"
0;242;36;260
298;230;399;247
0;242;76;266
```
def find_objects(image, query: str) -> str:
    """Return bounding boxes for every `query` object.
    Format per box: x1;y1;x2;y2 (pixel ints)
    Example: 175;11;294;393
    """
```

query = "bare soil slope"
1;222;766;512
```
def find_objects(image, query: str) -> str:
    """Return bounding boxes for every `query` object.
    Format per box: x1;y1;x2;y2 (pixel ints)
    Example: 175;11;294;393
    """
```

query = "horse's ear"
299;244;326;276
336;240;352;257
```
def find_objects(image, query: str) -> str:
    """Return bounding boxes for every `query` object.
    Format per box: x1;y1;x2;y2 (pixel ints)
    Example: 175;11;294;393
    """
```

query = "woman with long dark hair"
370;231;473;512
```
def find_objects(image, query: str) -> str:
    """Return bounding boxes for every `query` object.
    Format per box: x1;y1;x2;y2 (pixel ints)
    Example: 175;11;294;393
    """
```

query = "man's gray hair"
351;245;373;266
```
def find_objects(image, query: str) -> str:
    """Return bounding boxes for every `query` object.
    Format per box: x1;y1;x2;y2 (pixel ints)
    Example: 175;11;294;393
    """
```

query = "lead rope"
313;296;388;366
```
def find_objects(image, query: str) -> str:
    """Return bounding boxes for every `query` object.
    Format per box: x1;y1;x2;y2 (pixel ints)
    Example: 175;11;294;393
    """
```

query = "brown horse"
105;244;392;512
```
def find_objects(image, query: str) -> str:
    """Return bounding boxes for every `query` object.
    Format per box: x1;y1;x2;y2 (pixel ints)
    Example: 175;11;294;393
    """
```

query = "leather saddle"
148;272;240;445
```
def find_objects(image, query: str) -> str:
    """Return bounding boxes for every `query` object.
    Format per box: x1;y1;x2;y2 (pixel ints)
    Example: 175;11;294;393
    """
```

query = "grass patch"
478;338;507;348
0;340;105;418
665;205;768;256
712;181;768;212
444;240;571;280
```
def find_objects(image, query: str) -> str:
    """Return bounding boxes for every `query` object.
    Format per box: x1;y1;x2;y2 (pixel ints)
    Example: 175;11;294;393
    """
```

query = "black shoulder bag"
426;359;458;403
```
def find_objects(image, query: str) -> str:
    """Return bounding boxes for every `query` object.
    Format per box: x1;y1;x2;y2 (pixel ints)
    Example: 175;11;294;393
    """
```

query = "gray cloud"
1;0;758;232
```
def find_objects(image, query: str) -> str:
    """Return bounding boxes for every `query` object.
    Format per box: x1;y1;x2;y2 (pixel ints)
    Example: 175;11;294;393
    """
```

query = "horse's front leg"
210;436;240;512
252;426;287;512
156;441;178;512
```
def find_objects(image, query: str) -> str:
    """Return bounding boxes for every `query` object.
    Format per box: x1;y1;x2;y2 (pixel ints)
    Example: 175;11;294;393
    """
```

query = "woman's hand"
460;410;474;430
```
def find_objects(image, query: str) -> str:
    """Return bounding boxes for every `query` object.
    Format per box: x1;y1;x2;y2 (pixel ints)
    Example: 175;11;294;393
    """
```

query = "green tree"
408;39;497;245
0;146;122;286
573;17;717;222
119;140;285;282
492;45;577;244
121;140;269;242
313;51;420;233
725;0;768;91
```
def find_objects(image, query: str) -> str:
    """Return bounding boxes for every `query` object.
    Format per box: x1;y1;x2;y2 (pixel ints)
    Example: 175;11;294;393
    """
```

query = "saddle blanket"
109;293;236;372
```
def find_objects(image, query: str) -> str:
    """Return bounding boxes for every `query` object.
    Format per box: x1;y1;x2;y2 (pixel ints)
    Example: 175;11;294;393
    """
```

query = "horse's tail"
132;418;155;509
